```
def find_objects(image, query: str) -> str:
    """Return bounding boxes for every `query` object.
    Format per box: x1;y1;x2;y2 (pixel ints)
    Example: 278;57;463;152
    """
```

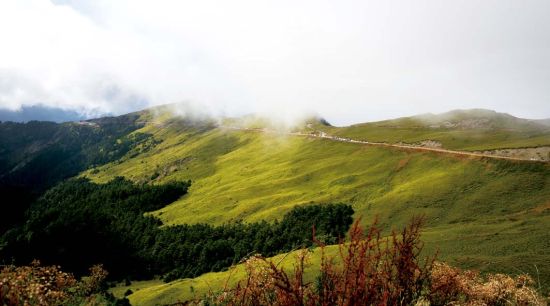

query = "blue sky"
0;0;549;125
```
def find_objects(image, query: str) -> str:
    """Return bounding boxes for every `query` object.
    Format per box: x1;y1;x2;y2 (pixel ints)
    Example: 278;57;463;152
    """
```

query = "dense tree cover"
0;114;151;233
0;178;354;282
1;177;189;280
156;203;354;281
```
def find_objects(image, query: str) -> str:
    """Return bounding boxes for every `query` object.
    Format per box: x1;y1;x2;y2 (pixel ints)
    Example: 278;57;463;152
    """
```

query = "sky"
0;0;549;125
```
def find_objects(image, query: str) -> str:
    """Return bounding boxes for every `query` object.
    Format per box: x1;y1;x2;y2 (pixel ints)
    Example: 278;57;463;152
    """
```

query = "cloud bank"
0;0;549;125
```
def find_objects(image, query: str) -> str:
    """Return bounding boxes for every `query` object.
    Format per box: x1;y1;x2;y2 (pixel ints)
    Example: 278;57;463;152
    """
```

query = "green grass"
110;279;164;301
311;109;550;151
112;245;341;306
326;125;550;151
84;126;550;228
83;111;550;304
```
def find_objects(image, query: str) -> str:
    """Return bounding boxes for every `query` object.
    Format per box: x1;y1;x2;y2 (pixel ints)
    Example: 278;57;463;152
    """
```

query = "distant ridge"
536;118;550;127
0;105;88;123
350;108;550;132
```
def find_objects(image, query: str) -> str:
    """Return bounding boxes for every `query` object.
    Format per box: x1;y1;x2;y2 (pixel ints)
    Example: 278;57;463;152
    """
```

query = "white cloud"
0;0;549;125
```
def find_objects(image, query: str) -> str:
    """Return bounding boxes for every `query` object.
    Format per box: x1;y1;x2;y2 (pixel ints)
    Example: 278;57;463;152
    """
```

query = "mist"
1;0;550;126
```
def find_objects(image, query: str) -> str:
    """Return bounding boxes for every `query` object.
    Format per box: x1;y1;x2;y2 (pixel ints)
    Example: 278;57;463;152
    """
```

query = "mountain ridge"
78;108;550;294
1;105;549;300
0;105;91;123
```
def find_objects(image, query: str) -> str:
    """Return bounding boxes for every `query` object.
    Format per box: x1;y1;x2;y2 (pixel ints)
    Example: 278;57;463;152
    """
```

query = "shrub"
429;262;546;306
197;217;547;306
0;260;124;305
201;216;434;305
0;260;77;305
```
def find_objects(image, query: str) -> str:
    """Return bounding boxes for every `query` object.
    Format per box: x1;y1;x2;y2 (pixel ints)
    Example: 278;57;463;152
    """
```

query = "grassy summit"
315;109;550;151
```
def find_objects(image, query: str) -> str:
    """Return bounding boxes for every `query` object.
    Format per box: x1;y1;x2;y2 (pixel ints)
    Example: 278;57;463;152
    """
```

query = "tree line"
0;177;354;282
0;114;149;233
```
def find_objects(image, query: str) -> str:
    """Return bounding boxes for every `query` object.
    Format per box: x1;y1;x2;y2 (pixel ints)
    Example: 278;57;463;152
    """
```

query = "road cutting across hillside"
221;126;549;163
135;121;548;162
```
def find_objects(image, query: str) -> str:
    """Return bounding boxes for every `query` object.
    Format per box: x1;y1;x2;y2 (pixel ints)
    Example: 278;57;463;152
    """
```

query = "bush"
202;217;434;305
198;217;547;306
429;262;546;305
0;260;111;305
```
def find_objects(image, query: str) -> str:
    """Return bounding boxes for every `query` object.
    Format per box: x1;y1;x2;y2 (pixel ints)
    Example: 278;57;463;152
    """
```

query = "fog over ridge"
1;0;549;125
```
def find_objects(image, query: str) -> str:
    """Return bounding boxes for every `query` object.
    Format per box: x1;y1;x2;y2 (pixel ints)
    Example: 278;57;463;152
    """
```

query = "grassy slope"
85;123;550;228
113;246;341;305
84;110;550;304
328;125;550;151
315;109;550;151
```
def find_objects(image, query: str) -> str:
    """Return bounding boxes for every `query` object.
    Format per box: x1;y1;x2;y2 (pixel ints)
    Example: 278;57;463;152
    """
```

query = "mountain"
1;106;549;303
0;112;147;232
381;108;549;130
535;118;550;127
77;107;548;289
0;105;90;123
316;109;550;151
413;109;548;129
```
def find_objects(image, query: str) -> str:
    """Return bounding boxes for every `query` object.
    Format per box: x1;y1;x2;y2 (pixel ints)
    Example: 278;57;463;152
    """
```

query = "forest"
0;116;149;233
0;177;354;282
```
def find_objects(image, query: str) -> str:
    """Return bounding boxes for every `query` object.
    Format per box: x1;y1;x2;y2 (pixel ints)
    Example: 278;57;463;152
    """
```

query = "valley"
2;107;549;305
75;107;550;303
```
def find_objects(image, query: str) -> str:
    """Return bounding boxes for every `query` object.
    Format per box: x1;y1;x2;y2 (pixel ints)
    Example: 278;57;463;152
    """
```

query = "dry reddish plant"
201;216;435;306
196;250;313;306
195;217;547;306
0;260;108;306
310;216;433;306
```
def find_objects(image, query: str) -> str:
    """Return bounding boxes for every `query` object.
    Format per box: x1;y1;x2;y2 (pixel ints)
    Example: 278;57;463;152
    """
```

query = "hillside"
315;109;550;151
79;107;550;298
536;118;550;127
1;106;549;304
0;113;148;232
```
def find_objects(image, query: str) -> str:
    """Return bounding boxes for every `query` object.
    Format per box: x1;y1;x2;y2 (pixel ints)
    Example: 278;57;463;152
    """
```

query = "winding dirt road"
222;126;549;163
136;120;548;163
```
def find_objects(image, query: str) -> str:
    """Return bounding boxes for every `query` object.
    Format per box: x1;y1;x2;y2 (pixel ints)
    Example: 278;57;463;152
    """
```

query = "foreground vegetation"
6;221;545;306
0;261;129;305
119;218;548;305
